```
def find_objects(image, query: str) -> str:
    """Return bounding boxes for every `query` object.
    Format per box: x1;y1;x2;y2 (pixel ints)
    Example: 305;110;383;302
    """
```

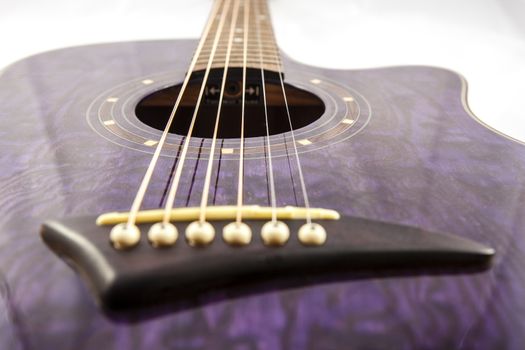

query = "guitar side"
1;39;524;349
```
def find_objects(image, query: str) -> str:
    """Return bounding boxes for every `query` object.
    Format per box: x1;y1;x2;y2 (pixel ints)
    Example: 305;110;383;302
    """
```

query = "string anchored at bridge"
108;0;337;250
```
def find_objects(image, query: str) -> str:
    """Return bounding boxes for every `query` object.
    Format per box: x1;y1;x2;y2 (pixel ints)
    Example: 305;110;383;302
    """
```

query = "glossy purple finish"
1;40;525;349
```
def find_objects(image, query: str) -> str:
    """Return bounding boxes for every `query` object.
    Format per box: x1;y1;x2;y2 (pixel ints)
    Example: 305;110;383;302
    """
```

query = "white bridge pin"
261;221;290;246
110;223;141;250
298;223;327;246
185;221;215;246
223;222;252;246
148;222;178;248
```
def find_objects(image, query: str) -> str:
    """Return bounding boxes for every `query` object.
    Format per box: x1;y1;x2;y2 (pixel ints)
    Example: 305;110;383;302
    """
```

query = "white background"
1;0;524;142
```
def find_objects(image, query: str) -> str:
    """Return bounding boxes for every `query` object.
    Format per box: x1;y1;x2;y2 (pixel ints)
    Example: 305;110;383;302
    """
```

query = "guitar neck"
192;0;282;74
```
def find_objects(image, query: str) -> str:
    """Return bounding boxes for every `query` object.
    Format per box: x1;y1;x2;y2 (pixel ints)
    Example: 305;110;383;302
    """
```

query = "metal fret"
193;0;282;73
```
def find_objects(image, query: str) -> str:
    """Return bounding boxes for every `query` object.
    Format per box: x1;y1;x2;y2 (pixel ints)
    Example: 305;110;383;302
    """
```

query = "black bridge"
41;216;494;314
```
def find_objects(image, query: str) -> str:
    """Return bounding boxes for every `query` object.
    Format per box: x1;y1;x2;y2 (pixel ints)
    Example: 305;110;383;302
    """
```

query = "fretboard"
193;0;282;73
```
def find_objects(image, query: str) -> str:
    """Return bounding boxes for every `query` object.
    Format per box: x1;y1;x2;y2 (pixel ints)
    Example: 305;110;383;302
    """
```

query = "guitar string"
158;136;184;207
198;0;241;223
162;0;233;225
235;0;250;224
184;138;205;207
124;0;223;229
212;138;225;205
255;0;277;223
260;0;313;224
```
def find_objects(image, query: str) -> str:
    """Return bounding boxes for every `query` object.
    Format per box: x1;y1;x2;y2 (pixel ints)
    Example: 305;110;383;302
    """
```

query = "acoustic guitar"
1;0;523;348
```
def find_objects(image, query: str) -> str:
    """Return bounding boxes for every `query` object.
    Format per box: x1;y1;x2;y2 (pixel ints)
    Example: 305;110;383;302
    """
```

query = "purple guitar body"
0;39;524;349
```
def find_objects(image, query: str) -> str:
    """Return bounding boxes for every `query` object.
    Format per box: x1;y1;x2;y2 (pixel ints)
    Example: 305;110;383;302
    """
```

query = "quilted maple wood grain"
0;40;524;349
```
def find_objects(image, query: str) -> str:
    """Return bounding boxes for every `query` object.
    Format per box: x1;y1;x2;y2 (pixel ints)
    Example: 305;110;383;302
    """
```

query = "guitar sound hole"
135;68;325;139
